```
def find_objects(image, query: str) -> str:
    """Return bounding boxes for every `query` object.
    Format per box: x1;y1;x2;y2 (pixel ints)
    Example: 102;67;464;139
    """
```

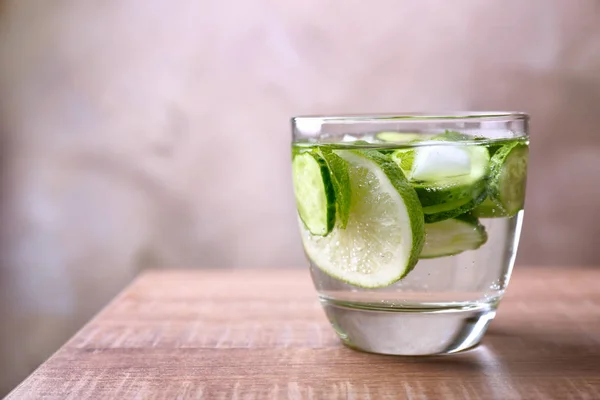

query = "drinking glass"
291;112;529;355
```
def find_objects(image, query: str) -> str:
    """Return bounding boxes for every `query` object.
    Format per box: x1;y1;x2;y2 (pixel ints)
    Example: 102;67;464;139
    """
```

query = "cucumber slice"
421;187;487;223
392;144;490;223
420;214;488;259
376;132;423;143
299;150;424;288
320;148;351;229
292;152;336;236
472;197;510;218
431;130;471;141
376;133;429;155
488;142;529;216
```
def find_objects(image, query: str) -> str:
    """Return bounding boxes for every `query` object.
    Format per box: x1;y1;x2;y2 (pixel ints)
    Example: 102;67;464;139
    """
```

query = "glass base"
322;300;497;355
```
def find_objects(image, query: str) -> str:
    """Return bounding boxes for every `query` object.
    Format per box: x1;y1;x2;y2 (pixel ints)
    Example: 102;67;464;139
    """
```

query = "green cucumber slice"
320;148;351;229
472;197;510;218
299;150;424;288
292;151;336;236
392;144;490;223
421;187;487;223
487;142;528;216
420;213;488;259
431;130;471;141
376;132;423;143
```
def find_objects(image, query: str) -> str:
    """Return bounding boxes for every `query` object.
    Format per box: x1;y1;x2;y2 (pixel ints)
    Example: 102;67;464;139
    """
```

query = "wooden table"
8;268;600;399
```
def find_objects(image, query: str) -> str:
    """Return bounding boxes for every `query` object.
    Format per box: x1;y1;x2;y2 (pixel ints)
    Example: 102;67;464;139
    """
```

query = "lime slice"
299;150;424;288
292;151;336;236
420;213;488;259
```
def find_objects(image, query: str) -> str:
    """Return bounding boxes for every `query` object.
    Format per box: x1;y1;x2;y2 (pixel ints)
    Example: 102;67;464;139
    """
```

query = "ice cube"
411;146;471;181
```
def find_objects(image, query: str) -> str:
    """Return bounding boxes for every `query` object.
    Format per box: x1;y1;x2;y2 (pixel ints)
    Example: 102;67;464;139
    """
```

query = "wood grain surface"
8;268;600;399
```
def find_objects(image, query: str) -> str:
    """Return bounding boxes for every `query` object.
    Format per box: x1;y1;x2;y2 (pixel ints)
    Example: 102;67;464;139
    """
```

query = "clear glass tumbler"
291;112;529;355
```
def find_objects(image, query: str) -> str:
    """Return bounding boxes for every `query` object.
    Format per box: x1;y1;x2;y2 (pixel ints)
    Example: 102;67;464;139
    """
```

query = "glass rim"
292;111;529;124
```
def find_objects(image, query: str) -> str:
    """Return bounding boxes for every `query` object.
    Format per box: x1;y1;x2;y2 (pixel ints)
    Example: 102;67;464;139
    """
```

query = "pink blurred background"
1;0;599;394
